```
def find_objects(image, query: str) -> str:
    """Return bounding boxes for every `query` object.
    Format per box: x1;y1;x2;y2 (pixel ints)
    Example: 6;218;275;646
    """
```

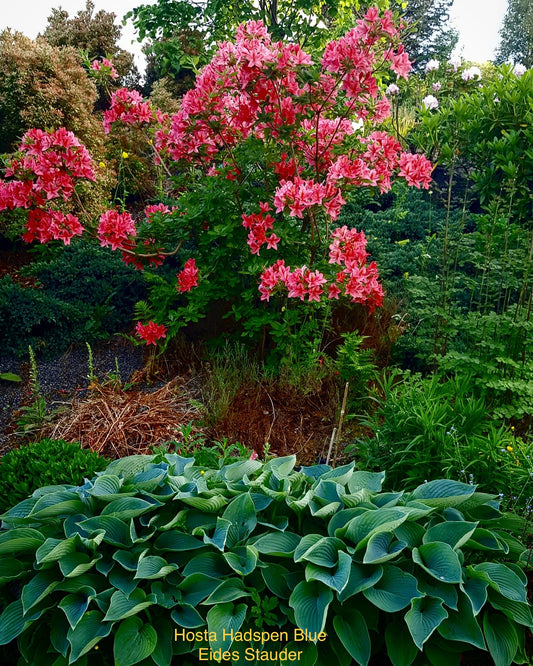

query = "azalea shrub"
0;453;531;665
0;7;433;362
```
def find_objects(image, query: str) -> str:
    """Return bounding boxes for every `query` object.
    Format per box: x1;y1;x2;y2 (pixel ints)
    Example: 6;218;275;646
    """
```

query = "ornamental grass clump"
0;454;531;665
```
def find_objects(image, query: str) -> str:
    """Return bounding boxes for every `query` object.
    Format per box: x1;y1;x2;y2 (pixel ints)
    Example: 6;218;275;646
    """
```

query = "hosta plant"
0;454;531;665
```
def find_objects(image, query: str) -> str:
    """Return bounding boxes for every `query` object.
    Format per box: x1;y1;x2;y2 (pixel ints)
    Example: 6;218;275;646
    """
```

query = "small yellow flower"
200;470;205;475
122;151;129;159
507;445;513;452
511;426;515;431
148;139;153;145
98;161;105;168
403;272;409;279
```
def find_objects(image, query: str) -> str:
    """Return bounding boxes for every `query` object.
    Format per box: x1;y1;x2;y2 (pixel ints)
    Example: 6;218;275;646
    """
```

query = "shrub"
0;453;531;665
0;439;108;514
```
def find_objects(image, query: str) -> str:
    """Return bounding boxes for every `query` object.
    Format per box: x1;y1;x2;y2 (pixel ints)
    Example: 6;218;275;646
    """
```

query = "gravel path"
0;340;145;454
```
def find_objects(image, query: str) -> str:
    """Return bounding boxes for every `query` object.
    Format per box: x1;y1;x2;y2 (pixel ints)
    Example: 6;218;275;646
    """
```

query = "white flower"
425;59;440;73
462;66;481;81
422;94;439;110
448;56;461;72
513;63;527;77
432;81;442;92
385;83;400;96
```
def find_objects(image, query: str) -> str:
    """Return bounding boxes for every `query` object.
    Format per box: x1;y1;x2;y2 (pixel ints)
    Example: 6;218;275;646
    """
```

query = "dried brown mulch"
44;378;201;459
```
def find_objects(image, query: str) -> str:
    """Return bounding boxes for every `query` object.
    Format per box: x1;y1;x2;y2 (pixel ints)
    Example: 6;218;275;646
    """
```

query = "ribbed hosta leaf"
289;580;333;635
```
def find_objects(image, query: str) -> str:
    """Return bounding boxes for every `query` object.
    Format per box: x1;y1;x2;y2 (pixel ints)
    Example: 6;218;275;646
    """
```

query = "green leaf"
36;537;77;565
114;616;157;666
473;563;527;602
101;497;157;519
0;527;45;554
171;604;206;629
221;458;262;482
417;578;458;610
178;573;221;606
67;610;112;663
334;609;370;665
153;530;204;552
410;480;475;507
466;528;505;552
201;517;231;551
222;493;257;546
437;593;485;650
294;535;344;567
253;531;301;557
134;554;177;580
203;578;251;605
405;596;448;650
338;563;383;602
363;566;421;612
347;471;385;493
412;542;462;584
0;600;29;645
385;620;418;666
22;570;58;613
305;551;351;593
280;641;318;666
180;494;228;512
483;612;518;666
103;589;155;622
363;532;406;564
423;521;478;550
77;516;131;547
261;563;295;599
58;589;96;630
289;580;333;635
206;602;247;652
223;546;258;575
343;508;409;550
88;475;122;497
266;455;296;478
0;557;26;584
59;552;101;578
182;551;227;578
461;577;488;615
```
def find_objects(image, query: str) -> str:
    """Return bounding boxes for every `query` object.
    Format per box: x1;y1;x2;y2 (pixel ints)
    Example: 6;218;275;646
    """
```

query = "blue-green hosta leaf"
77;516;132;547
473;563;527;602
412;542;462;584
202;578;251;605
222;493;257;547
153;530;204;552
309;500;342;518
0;527;45;554
59;552;102;578
261;563;297;599
114;616;157;666
466;528;506;552
182;551;228;578
129;466;168;492
103;588;156;622
223;546;258;575
87;475;123;498
343;508;409;550
253;531;301;557
338;563;383;602
67;610;112;663
221;458;262;482
363;566;421;612
101;497;159;519
347;470;385;493
36;536;78;565
178;573;221;606
409;479;475;507
104;454;154;478
373;492;404;508
319;462;355;485
418;578;458;610
341;489;372;508
334;609;370;666
423;521;478;550
113;548;148;572
0;497;39;521
0;600;30;645
483;612;518;666
289;580;333;635
58;587;96;630
299;464;330;480
385;620;418;666
405;596;448;650
171;604;206;629
488;591;533;628
437;593;485;649
109;568;138;596
327;507;367;537
0;557;27;584
257;515;289;531
29;490;85;518
461;577;488;615
363;532;406;564
180;494;228;512
285;489;314;515
305;551;351;593
151;616;173;666
162;453;194;476
206;602;247;652
21;570;58;613
199;517;231;551
134;555;178;580
266;455;297;478
294;535;345;568
394;522;425;548
129;518;155;545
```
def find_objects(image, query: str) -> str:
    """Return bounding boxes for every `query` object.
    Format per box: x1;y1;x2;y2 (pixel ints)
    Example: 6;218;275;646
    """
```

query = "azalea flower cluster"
0;128;95;244
91;57;118;80
135;320;167;345
259;225;383;311
242;203;280;255
103;88;154;134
